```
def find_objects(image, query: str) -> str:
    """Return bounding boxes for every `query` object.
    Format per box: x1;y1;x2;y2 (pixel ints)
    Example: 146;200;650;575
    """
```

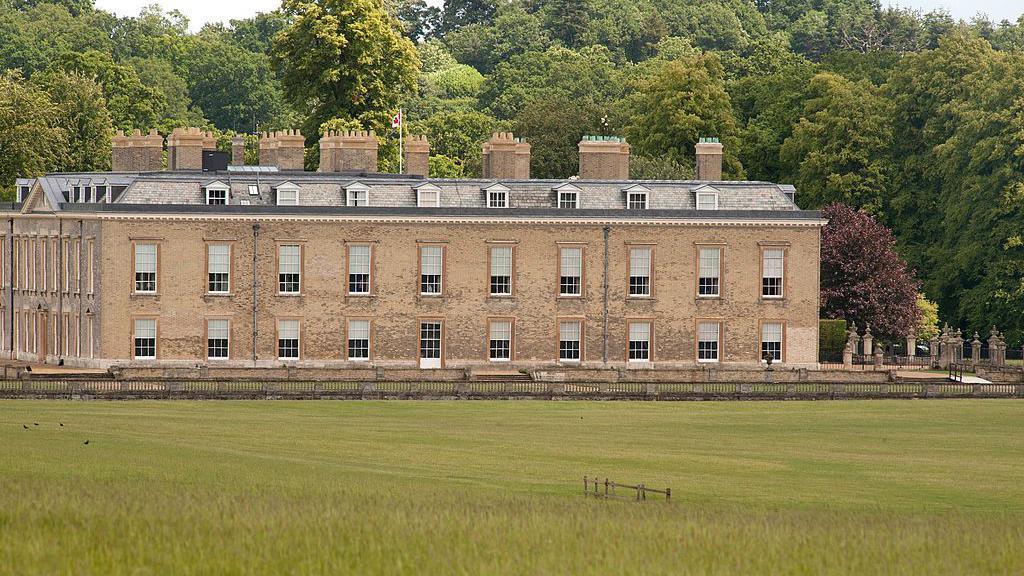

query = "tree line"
0;0;1021;344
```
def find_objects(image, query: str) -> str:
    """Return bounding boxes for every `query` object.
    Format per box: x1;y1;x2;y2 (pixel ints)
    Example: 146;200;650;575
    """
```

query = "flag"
391;111;402;129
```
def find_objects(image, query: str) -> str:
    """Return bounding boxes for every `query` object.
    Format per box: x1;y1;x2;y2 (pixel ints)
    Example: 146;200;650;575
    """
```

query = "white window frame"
628;321;651;362
347;244;372;295
134;243;157;294
488;189;508;208
489;320;512;361
762;248;785;299
347;319;370;361
697;321;720;363
489;245;513;296
207;319;230;360
419;245;444;295
628;247;651;298
558;320;582;362
559;247;583;297
133;318;157;360
248;184;260;196
276;183;299;206
698;247;721;298
207;244;230;294
761;322;783;363
206;186;229;205
346;184;369;207
627;190;648;210
696;192;718;210
278;245;301;295
277;319;300;360
558;190;579;209
416;184;441;208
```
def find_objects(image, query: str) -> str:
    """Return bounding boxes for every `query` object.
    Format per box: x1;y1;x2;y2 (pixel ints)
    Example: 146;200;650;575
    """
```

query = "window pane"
134;319;156;339
279;245;300;274
420;246;442;275
490;320;511;341
135;244;156;273
697;193;717;210
763;249;784;277
560;247;582;276
420;322;441;359
278;320;299;340
349;245;370;274
699;247;720;297
697;321;720;361
629;248;650;277
490;246;512;276
629;322;650;361
208;319;229;340
629;322;650;342
349;320;369;340
559;321;581;360
208;245;229;274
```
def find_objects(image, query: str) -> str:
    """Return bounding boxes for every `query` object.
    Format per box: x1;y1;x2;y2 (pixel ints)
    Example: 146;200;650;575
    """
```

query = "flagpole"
398;108;403;174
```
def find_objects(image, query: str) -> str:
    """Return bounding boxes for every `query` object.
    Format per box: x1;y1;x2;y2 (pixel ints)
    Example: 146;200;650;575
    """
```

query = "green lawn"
1;400;1022;575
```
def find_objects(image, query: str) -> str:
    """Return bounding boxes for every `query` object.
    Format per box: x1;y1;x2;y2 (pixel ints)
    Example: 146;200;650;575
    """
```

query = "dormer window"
206;187;228;205
415;183;441;207
627;190;647;210
488;189;508;208
553;183;581;209
248;184;260;196
84;186;92;202
72;186;81;203
274;182;300;206
696;192;718;210
483;183;510;208
346;183;369;207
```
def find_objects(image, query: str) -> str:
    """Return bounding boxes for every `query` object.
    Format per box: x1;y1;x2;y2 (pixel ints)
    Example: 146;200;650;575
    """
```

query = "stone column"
938;325;950;368
906;335;917;359
873;343;883;369
862;325;873;361
842;341;853;369
971;332;982;366
929;335;939;367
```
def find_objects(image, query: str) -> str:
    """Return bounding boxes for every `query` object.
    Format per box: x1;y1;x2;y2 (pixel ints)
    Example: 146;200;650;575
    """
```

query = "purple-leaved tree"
820;203;921;341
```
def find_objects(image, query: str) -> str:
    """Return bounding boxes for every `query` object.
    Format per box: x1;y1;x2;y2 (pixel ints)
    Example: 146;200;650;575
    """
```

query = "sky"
94;0;1022;32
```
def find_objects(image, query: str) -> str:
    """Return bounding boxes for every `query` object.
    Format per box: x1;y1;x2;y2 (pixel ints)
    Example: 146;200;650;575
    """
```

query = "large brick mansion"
4;128;824;371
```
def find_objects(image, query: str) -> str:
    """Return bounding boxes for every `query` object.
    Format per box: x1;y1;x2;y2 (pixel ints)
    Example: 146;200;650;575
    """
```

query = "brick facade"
66;215;819;369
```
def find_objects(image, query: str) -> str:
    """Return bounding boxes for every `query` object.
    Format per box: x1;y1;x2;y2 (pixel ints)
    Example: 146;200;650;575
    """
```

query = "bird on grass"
82;440;89;445
59;422;64;427
22;424;28;430
33;422;38;426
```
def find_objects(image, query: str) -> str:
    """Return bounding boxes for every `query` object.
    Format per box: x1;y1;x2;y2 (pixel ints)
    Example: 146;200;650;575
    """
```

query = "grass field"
1;400;1022;575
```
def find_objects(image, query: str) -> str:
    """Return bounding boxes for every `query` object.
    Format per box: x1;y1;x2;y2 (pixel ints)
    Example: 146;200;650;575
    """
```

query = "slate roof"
15;170;809;217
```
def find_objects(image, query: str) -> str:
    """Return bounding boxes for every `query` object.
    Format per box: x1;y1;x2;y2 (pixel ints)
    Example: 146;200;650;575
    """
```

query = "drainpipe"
251;222;260;365
7;217;12;360
602;226;610;365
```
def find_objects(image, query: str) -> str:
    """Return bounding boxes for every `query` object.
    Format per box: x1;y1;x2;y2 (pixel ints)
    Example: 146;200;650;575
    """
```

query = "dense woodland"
0;0;1022;344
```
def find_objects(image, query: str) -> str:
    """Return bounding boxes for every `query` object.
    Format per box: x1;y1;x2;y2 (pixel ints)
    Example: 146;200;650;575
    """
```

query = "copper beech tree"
820;202;921;341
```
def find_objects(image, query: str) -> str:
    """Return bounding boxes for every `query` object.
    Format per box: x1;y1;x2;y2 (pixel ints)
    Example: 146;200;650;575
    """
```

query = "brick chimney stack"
403;135;430;177
111;128;164;172
318;130;378;173
231;135;246;166
482;132;530;179
257;130;306;170
167;127;205;170
695;137;723;181
578;136;630;180
202;131;217;152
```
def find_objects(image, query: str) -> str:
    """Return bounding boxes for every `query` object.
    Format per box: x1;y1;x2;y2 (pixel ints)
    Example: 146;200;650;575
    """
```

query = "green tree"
418;110;511;176
187;33;290;133
624;51;743;176
273;0;420;136
0;71;65;198
480;45;622;120
443;5;550;74
51;49;166;131
779;72;893;213
514;94;602;178
33;70;112;172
